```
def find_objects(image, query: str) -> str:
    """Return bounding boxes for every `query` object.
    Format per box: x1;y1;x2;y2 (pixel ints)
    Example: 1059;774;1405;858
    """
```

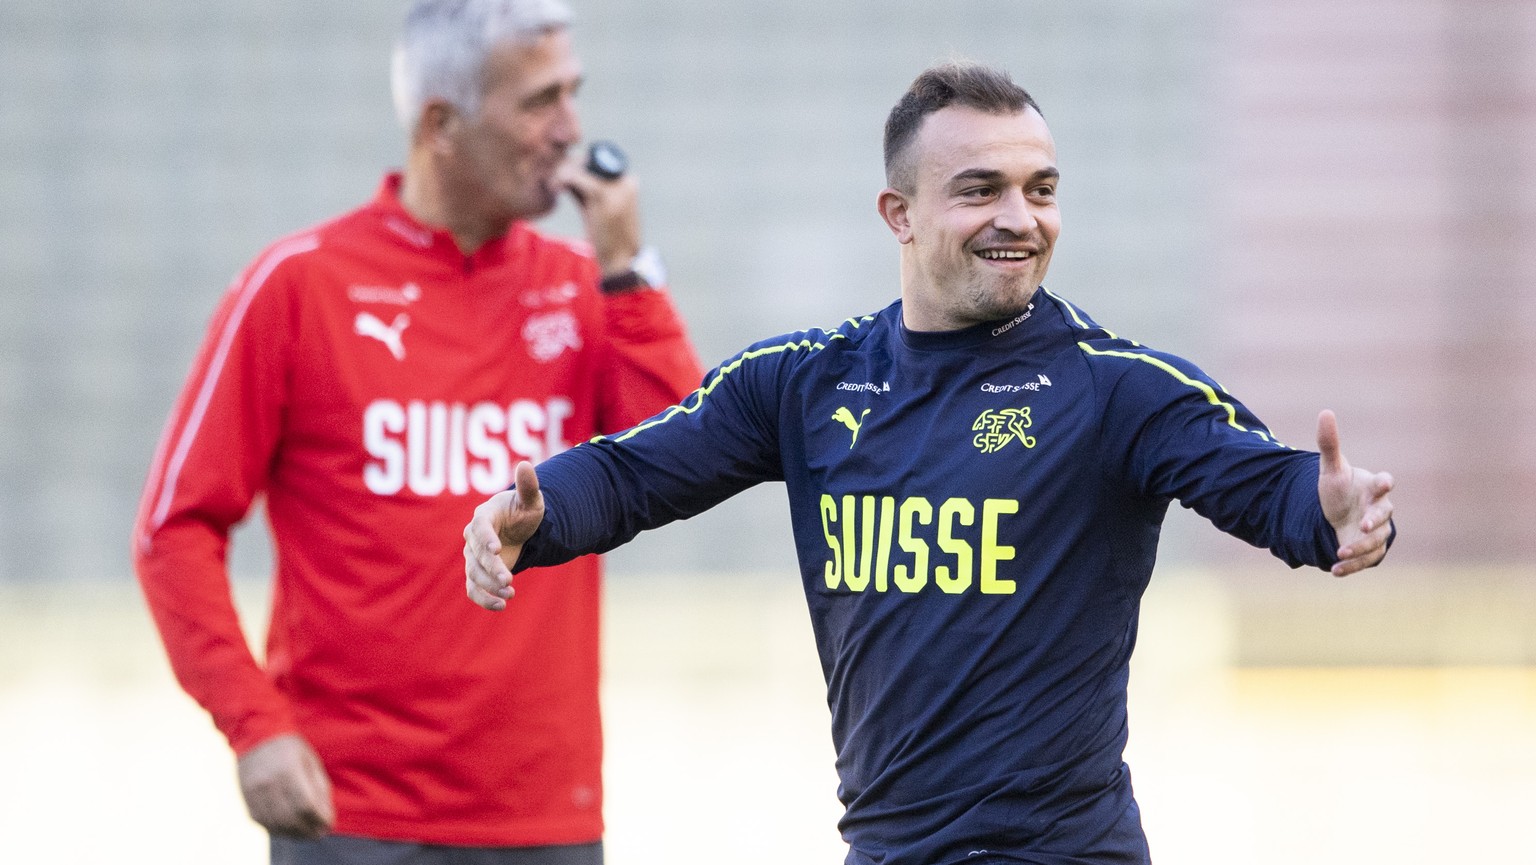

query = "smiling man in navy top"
462;62;1398;865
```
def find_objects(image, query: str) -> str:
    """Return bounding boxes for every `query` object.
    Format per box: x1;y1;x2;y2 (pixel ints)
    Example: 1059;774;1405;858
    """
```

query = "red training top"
133;175;703;846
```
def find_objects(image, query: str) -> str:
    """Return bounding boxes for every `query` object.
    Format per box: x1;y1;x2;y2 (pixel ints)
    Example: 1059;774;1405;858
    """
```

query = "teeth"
979;250;1030;260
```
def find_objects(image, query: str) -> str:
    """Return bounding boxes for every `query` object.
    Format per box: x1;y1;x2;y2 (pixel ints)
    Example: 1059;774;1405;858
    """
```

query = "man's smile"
975;248;1037;260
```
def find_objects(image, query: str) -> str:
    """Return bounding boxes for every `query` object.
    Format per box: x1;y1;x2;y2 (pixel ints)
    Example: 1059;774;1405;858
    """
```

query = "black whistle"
585;140;628;180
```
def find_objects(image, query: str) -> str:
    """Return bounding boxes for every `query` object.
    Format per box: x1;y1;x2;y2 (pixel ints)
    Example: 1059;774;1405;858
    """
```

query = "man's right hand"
556;159;642;278
237;733;334;838
464;461;546;611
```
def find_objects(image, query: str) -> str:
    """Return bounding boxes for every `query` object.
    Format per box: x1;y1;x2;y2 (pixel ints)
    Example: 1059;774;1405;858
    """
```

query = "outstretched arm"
462;330;798;606
1316;410;1396;576
463;461;545;611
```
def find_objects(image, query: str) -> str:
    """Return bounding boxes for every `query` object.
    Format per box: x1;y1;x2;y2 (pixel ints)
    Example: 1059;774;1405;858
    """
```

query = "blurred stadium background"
2;0;1534;862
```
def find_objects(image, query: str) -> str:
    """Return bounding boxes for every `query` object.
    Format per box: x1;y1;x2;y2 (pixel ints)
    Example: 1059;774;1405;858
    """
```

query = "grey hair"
390;0;574;131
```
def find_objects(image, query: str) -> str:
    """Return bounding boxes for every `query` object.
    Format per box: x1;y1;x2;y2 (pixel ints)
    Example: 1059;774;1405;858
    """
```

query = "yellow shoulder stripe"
598;317;873;445
1076;342;1274;443
1040;286;1122;341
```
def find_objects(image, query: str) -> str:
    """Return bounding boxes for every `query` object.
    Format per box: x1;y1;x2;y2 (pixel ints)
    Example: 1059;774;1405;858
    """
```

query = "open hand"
463;461;545;610
1316;410;1395;576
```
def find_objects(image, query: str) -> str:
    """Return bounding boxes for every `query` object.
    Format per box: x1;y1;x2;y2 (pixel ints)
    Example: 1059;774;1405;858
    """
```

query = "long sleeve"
1092;342;1339;569
518;332;798;570
131;236;312;754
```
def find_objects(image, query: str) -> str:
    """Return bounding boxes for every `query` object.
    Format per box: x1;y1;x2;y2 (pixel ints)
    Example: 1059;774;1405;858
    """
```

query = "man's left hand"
1315;409;1396;576
464;461;546;611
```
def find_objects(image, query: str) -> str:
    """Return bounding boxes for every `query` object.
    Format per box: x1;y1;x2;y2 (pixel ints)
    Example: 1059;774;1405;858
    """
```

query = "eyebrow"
523;73;583;105
948;166;1060;186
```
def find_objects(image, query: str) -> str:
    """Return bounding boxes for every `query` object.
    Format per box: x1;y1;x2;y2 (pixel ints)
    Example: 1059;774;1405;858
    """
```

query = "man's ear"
877;188;914;244
414;99;460;155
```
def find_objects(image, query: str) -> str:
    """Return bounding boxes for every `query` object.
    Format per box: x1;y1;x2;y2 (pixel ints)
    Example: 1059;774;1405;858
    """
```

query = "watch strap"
600;245;666;294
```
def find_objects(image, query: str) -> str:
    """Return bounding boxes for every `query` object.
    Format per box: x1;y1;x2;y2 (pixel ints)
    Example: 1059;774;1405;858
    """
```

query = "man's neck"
397;159;505;256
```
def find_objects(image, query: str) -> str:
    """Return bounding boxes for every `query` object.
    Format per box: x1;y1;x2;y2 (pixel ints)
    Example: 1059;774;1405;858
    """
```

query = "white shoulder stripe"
143;234;320;540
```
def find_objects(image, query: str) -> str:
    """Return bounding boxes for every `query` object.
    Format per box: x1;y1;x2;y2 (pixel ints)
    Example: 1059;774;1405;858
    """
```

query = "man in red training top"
132;1;702;862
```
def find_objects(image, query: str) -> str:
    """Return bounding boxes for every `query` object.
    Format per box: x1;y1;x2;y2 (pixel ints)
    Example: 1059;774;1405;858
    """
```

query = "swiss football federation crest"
522;311;583;362
972;407;1036;453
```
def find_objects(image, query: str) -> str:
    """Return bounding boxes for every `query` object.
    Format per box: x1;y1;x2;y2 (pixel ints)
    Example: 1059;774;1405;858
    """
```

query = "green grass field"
2;571;1532;863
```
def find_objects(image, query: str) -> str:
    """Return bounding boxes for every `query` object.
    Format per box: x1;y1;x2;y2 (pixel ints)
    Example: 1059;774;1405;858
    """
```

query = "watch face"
631;245;668;287
586;141;628;180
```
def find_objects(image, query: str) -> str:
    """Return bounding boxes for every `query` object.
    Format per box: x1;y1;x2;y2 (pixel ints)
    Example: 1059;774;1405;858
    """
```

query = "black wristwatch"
600;245;666;294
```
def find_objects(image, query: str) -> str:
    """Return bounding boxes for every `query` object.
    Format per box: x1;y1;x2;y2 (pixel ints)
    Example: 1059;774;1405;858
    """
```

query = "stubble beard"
962;269;1040;325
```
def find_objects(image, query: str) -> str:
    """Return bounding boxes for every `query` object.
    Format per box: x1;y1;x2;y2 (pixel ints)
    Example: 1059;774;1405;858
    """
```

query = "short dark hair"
883;62;1042;191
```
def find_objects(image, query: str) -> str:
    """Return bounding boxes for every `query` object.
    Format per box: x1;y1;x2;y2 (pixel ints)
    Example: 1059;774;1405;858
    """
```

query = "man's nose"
990;188;1036;235
551;93;581;147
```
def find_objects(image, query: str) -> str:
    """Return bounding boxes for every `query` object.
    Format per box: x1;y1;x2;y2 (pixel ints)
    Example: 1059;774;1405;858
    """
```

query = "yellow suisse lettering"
820;494;842;589
873;496;895;592
818;494;1018;596
840;495;870;592
981;498;1020;594
893;497;932;593
934;498;975;594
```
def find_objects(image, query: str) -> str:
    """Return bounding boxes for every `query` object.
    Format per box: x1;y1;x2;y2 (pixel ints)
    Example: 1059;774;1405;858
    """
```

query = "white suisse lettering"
465;403;510;492
509;400;546;463
362;401;406;493
447;403;468;494
547;397;573;453
362;398;574;496
407;402;449;495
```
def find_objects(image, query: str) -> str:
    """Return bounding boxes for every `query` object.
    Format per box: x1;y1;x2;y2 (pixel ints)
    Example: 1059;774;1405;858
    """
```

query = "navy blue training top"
516;288;1342;865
